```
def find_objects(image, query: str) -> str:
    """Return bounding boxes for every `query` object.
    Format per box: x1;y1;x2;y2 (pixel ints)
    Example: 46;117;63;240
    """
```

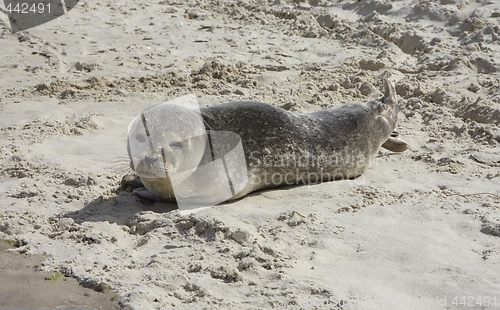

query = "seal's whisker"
112;164;133;175
172;174;194;190
112;157;132;164
179;181;195;194
170;174;196;195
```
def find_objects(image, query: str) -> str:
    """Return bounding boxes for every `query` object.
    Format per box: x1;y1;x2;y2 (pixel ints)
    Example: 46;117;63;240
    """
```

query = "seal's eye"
135;134;147;143
170;141;183;149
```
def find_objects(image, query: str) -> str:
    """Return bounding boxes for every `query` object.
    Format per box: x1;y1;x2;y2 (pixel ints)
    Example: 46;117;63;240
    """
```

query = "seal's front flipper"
381;131;408;152
121;174;144;189
132;187;174;203
122;174;173;202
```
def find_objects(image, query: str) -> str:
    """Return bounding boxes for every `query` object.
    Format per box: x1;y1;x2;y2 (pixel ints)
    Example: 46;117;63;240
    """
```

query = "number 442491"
5;2;51;14
452;296;497;307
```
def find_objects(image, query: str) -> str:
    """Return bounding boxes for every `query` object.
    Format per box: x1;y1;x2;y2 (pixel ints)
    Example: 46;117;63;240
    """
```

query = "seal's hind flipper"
381;131;408;152
381;78;398;117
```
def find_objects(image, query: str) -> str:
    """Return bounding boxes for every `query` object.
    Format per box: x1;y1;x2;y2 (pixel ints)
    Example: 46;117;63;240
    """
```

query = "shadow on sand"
62;190;179;225
61;183;308;225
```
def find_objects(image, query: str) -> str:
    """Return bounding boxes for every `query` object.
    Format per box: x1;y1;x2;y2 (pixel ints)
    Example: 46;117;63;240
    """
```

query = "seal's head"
127;102;207;199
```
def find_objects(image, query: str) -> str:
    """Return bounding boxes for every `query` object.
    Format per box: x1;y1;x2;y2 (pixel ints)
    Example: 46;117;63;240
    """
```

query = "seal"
125;78;407;206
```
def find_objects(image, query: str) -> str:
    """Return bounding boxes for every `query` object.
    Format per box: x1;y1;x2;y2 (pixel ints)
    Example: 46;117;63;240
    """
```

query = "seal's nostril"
144;156;157;165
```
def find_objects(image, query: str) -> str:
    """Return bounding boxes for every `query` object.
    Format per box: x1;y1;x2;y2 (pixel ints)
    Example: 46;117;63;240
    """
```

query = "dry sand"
0;0;499;309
